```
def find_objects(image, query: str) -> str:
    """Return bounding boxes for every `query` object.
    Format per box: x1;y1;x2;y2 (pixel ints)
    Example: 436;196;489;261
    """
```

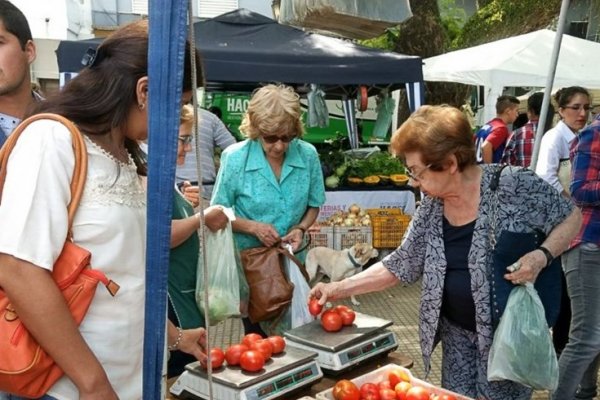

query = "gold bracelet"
168;327;183;351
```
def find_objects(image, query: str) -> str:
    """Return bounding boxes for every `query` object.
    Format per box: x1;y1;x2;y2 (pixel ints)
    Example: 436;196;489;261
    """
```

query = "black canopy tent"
56;9;422;97
56;9;423;147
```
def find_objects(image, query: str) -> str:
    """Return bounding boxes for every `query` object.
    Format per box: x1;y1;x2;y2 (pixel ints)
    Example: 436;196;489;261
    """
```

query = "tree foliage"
457;0;561;48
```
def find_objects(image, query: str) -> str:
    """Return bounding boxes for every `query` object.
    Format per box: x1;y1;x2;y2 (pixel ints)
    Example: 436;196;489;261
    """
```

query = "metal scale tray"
284;312;393;352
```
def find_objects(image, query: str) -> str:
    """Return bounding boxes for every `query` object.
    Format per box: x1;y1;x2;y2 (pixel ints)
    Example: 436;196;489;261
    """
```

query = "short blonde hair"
390;105;476;172
239;84;304;140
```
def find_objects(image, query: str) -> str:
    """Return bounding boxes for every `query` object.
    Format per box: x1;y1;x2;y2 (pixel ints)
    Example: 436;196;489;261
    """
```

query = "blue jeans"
552;243;600;399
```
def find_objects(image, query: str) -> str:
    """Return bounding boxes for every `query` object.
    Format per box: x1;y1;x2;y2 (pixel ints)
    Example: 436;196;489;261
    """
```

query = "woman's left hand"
281;228;304;252
503;249;548;285
178;327;208;364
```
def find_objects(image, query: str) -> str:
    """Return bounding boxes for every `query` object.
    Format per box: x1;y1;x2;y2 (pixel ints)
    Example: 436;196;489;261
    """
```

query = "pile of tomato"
308;299;356;332
331;368;457;400
200;333;286;373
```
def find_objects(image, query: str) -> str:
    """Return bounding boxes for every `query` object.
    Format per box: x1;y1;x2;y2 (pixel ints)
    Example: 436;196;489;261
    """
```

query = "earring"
138;103;145;111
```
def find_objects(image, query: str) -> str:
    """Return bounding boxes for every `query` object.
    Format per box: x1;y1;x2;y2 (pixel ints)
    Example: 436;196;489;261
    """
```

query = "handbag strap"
487;164;508;250
277;246;310;283
0;113;87;240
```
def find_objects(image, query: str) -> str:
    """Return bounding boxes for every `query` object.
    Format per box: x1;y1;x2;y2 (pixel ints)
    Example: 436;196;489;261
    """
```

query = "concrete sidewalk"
206;281;557;400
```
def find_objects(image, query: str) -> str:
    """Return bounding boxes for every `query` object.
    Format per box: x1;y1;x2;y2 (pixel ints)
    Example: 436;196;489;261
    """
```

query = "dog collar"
347;252;362;268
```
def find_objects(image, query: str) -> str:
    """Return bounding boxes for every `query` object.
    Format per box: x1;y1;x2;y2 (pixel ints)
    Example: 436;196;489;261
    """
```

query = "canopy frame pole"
530;0;571;171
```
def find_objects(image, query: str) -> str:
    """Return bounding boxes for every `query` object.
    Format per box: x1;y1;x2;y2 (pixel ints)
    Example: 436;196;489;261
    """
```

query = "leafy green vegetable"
345;152;405;179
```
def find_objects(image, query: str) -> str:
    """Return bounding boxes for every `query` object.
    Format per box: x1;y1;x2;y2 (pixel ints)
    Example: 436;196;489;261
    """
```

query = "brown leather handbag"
0;114;119;398
240;245;309;324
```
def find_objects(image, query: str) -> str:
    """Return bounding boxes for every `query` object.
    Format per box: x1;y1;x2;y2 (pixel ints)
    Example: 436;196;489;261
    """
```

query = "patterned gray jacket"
382;164;574;374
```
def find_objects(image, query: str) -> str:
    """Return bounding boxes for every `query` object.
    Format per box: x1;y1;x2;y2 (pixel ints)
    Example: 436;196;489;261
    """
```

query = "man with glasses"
474;95;520;164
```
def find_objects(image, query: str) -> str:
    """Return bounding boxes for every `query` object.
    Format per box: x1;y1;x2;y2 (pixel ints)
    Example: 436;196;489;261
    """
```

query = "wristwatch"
537;246;554;267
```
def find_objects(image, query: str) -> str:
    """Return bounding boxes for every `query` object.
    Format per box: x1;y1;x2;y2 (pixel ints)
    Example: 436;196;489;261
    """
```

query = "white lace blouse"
0;119;146;399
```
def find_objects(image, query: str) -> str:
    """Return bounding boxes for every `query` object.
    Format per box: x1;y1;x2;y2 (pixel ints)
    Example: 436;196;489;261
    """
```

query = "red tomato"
394;381;412;400
437;395;457;400
388;368;411;388
405;386;430;400
338;309;356;326
266;335;286;354
377;381;392;391
321;310;343;332
332;379;360;400
359;382;380;400
251;339;273;360
334;305;352;313
241;333;263;348
200;347;225;370
239;350;265;372
308;298;323;316
224;343;249;366
378;388;396;400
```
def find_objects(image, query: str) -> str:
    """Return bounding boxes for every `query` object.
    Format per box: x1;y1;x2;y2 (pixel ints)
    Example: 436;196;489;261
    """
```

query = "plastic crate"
367;208;412;249
315;363;473;400
334;226;372;250
308;226;334;250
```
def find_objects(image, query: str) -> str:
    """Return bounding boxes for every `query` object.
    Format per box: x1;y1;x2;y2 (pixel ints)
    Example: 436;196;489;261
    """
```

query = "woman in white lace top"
0;20;202;399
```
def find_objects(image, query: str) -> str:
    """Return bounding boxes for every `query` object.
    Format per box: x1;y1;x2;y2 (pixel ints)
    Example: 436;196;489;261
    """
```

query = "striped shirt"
570;113;600;247
176;108;236;199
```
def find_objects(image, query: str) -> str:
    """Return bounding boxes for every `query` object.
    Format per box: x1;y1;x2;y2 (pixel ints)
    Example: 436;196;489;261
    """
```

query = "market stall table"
319;187;415;221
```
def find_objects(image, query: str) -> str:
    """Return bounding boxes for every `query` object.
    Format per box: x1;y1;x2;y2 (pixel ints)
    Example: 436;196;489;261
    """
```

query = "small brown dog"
305;242;379;306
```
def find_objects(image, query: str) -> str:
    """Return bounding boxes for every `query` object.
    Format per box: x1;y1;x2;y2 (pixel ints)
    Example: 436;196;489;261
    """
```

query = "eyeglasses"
261;134;295;144
406;164;432;182
562;104;592;112
178;136;193;145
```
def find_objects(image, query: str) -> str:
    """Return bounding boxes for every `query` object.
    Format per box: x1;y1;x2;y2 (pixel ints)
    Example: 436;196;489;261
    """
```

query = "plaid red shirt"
570;113;600;247
501;120;538;167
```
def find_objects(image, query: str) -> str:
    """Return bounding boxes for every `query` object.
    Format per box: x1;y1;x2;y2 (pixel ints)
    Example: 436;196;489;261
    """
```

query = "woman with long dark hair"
0;20;203;399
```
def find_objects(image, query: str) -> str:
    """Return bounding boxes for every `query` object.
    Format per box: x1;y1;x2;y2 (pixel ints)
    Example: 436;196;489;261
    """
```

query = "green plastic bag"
487;283;558;390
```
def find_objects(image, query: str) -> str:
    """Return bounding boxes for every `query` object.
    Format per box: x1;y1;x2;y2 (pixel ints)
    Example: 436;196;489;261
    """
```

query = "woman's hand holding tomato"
200;347;225;370
308;298;323;316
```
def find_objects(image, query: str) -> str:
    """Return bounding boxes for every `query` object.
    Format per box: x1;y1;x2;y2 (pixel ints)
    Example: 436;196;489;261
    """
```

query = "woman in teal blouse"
211;84;326;336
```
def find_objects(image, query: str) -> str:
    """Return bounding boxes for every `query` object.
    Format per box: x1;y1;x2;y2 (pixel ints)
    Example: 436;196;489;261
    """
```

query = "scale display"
170;347;322;400
286;329;398;373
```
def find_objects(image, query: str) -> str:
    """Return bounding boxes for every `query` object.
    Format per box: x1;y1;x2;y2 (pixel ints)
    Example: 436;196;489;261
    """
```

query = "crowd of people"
0;0;599;399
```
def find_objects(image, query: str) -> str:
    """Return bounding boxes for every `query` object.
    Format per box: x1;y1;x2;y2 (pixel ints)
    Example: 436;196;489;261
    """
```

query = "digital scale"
284;312;398;374
169;346;323;400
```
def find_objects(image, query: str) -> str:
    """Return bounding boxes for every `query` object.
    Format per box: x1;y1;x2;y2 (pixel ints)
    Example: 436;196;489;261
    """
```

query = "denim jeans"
552;243;600;399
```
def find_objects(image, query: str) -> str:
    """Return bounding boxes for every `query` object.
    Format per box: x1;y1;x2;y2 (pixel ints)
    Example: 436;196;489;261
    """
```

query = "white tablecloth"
319;190;415;221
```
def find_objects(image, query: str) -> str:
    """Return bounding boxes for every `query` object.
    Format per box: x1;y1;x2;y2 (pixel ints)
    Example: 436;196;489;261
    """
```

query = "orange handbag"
0;114;119;398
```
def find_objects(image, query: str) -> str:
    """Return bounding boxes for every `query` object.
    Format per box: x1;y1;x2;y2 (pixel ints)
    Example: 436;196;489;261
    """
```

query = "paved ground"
206;280;567;400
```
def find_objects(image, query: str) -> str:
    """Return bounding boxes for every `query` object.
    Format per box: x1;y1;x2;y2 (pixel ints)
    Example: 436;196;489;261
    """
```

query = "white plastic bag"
282;244;313;330
196;220;247;326
488;283;558;390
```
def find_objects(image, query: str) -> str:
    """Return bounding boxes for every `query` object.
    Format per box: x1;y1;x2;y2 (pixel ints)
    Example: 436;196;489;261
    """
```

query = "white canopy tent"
423;29;600;125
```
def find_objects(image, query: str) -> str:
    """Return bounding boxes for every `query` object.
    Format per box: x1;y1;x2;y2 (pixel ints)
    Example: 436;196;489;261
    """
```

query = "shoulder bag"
240;242;309;324
488;165;561;328
0;114;119;398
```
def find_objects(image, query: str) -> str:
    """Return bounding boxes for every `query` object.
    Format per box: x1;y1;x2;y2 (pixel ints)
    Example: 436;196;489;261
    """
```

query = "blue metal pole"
144;0;188;397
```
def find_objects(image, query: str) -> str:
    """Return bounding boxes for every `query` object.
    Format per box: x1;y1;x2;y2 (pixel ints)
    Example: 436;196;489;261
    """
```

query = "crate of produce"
307;225;335;250
367;208;412;249
315;363;473;400
333;226;372;250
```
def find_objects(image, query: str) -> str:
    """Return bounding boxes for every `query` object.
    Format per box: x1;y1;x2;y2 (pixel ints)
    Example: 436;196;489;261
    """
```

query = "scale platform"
169;346;322;400
284;312;398;374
